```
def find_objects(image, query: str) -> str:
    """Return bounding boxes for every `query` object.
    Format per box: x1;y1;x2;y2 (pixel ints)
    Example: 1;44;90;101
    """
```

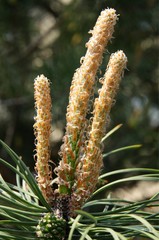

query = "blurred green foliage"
0;0;158;182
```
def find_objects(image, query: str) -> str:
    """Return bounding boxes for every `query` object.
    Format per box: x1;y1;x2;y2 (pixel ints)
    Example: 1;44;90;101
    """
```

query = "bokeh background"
0;0;158;187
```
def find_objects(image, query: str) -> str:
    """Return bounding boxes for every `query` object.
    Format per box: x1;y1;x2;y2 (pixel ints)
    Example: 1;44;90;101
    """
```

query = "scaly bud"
34;74;53;204
70;50;127;214
55;8;118;195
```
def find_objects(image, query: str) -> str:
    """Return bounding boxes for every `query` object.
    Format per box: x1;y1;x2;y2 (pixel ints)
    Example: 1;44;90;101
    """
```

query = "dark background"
0;0;158;184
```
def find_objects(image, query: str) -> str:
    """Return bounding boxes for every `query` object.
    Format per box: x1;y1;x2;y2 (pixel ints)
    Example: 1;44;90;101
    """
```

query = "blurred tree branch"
14;24;57;64
35;0;62;19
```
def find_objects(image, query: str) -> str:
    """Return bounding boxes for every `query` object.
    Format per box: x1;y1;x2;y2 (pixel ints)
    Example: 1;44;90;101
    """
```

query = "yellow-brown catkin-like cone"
70;51;127;215
55;8;118;195
34;74;53;204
